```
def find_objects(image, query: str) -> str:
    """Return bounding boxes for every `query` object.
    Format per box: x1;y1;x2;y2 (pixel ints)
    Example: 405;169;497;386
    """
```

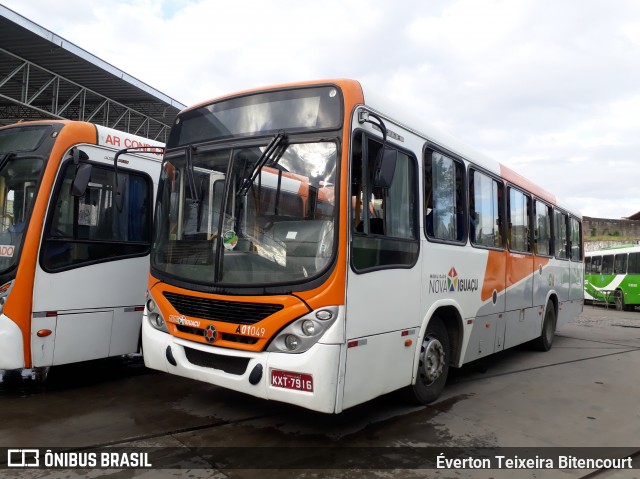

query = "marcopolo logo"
429;267;479;294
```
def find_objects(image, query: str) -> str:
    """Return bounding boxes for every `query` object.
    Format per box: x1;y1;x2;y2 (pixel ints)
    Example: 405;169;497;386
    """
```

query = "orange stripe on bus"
482;250;552;302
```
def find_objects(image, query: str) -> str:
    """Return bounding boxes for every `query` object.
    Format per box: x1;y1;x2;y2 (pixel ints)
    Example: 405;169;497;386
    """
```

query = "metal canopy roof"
0;4;186;142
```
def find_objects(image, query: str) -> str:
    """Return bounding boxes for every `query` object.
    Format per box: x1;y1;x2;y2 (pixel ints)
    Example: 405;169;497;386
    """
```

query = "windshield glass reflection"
153;141;337;286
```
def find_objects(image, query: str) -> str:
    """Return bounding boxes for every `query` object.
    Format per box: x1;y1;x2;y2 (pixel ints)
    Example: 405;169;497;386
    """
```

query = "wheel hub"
421;337;445;384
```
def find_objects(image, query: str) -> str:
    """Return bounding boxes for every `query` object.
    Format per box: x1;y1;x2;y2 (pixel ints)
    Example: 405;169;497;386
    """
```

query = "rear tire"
533;301;556;351
408;316;450;404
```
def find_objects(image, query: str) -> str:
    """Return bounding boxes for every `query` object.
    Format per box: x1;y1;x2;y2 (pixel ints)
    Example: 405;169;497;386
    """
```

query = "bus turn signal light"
37;329;52;337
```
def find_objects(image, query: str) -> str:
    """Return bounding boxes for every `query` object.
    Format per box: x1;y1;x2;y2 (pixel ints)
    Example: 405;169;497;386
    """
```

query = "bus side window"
570;216;582;261
508;187;532;253
614;253;627;274
469;169;504;249
424;150;465;243
41;161;152;271
554;210;569;260
628;253;640;274
534;200;551;256
350;133;418;271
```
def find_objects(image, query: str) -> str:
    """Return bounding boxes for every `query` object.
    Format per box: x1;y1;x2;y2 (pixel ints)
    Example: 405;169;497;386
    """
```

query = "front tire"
408;316;450;404
533;301;556;351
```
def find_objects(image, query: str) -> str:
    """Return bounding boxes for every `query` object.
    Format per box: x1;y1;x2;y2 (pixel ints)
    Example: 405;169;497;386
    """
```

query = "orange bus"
0;121;162;372
142;80;583;413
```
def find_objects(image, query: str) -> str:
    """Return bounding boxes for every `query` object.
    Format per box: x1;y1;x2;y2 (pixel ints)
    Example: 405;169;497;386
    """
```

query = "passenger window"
424;151;465;242
591;255;602;274
614;254;627;274
601;255;614;274
350;133;418;271
628;253;640;274
508;187;531;253
570;216;582;261
534;200;552;256
469;170;503;248
41;161;152;271
554;211;569;259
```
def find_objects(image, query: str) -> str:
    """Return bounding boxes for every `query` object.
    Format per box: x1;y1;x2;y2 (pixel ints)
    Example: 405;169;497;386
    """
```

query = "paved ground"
1;304;639;479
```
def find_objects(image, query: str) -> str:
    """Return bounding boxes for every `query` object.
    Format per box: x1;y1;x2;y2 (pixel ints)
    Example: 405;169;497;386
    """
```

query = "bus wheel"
533;302;556;351
410;316;450;404
615;290;625;311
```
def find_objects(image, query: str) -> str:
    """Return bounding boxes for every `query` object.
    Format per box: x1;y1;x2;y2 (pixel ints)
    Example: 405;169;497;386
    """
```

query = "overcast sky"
4;0;640;219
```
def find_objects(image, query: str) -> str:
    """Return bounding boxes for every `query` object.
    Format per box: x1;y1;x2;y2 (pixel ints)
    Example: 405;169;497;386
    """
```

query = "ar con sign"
0;245;14;258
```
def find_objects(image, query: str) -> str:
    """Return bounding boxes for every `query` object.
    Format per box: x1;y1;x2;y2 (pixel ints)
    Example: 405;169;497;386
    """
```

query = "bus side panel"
32;258;149;365
342;266;421;408
341;330;415;410
345;268;421;341
558;299;583;329
463;312;502;363
569;260;584;301
505;253;534;312
503;307;544;350
31;315;55;367
503;252;535;350
52;310;113;365
533;256;552;308
457;248;506;364
549;260;571;303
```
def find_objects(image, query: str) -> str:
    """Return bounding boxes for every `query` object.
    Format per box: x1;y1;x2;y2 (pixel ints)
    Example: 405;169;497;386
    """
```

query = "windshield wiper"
185;145;200;204
236;132;287;197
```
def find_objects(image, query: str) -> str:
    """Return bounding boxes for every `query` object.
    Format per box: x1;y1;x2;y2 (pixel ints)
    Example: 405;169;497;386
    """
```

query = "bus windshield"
0;126;49;274
152;140;337;286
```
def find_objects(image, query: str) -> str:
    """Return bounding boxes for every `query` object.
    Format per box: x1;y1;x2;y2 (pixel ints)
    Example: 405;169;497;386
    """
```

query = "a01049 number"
234;324;266;338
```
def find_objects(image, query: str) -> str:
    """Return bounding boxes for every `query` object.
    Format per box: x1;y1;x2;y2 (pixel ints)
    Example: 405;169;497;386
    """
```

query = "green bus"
585;245;640;310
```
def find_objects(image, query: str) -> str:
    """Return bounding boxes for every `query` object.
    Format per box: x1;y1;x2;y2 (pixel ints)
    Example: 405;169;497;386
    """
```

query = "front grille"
176;325;259;345
164;292;283;325
183;347;250;375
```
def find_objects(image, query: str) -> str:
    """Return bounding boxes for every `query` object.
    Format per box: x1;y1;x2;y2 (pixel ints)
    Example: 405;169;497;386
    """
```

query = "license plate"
271;369;313;392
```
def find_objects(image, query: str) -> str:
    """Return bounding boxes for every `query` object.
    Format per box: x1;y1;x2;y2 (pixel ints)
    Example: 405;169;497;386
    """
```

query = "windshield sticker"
223;230;238;250
0;245;15;257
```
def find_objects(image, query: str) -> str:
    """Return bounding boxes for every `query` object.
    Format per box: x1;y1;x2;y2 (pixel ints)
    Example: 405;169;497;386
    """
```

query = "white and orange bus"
0;120;162;372
142;80;583;413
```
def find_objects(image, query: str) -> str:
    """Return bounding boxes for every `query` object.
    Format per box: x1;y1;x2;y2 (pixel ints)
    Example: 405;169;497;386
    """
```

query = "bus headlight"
284;334;300;351
145;292;168;333
301;320;315;336
267;306;338;354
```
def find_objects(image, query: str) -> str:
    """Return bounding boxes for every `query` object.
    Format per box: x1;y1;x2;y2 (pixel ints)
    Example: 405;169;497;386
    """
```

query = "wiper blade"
237;132;287;197
185;145;200;204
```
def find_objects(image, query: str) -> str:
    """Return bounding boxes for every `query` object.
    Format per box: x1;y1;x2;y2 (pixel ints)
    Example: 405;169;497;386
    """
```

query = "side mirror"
373;148;397;188
71;163;92;197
